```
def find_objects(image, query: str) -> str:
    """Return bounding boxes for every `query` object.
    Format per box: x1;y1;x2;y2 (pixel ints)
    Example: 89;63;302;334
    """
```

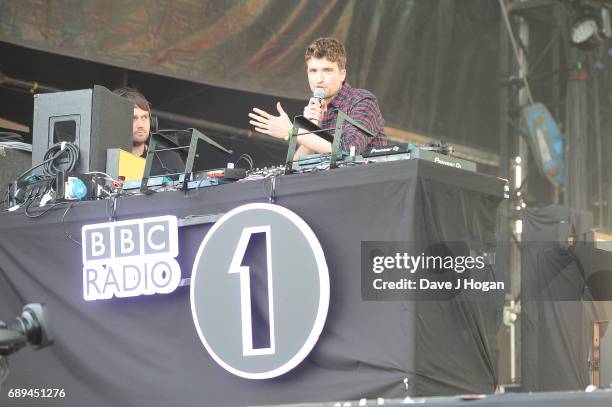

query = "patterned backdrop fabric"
0;0;500;150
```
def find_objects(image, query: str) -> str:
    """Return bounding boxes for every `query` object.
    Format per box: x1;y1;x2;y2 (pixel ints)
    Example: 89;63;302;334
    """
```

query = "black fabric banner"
520;206;612;391
0;160;504;406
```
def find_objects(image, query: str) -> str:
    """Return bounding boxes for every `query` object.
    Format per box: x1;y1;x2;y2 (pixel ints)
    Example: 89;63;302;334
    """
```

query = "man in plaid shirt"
249;37;387;159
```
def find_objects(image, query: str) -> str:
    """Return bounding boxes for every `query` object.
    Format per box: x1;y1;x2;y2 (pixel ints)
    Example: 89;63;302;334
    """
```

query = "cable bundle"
41;142;79;176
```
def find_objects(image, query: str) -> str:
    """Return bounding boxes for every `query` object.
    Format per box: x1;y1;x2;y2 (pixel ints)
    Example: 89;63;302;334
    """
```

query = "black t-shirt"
140;148;185;177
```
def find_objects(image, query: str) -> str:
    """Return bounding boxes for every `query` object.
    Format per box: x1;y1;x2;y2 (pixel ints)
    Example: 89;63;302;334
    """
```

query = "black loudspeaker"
0;147;31;188
32;85;133;174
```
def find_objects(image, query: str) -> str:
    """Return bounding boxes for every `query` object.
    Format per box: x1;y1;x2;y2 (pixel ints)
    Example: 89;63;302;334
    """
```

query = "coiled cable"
41;142;79;177
13;142;80;182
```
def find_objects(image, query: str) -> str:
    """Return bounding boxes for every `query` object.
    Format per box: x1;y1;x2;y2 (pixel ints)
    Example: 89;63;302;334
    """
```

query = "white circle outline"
190;203;330;379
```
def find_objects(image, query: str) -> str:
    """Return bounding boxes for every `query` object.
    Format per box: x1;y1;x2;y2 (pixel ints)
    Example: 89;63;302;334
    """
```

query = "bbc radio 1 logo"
79;205;330;380
190;203;330;379
81;215;181;301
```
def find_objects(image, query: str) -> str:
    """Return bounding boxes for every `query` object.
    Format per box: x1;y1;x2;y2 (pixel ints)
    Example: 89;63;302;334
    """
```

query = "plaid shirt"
321;83;387;154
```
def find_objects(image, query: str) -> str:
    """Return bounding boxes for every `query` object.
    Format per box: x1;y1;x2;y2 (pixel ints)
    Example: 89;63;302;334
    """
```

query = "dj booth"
0;158;506;407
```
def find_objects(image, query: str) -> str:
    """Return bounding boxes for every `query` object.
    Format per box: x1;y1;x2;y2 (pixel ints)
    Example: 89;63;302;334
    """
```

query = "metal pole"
499;0;535;105
592;60;603;227
0;71;61;93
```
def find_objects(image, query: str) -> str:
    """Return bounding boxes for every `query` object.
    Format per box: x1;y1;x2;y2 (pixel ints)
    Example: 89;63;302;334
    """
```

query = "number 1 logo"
190;203;329;379
228;226;275;356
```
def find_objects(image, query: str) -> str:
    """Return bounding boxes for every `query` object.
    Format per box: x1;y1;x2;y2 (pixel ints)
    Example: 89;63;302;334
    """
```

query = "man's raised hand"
249;102;292;139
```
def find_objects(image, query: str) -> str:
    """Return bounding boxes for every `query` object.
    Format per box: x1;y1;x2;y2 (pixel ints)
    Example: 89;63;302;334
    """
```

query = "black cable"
269;175;278;204
61;202;81;246
42;143;79;177
106;193;120;222
24;200;66;219
261;174;280;204
146;150;174;175
14;151;62;181
235;154;254;170
14;142;79;182
23;198;37;217
12;197;34;214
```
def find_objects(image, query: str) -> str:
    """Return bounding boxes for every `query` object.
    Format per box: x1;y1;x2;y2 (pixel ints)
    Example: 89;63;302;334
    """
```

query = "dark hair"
305;37;347;70
113;87;151;112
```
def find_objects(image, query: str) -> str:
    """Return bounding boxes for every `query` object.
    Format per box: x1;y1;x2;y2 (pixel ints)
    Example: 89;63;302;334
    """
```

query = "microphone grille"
314;88;325;99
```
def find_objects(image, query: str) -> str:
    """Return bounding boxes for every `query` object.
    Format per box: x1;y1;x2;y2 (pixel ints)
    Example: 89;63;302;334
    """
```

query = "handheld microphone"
313;88;325;104
309;88;326;126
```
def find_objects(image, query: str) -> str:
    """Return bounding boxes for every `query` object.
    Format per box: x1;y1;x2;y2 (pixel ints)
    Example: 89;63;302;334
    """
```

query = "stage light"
571;14;603;48
570;5;611;50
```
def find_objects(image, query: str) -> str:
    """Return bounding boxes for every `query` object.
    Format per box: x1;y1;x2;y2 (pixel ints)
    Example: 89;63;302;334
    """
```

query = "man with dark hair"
248;37;387;159
113;87;153;157
113;87;183;176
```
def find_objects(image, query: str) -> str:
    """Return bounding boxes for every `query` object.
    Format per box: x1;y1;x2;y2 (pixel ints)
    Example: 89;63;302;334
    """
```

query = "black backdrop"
520;206;612;391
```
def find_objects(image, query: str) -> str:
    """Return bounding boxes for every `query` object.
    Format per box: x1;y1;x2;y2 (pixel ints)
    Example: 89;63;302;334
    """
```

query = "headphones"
150;114;159;133
113;87;158;132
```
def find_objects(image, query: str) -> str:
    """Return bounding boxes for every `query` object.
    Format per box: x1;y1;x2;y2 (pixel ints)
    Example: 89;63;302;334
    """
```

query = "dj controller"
4;142;479;210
